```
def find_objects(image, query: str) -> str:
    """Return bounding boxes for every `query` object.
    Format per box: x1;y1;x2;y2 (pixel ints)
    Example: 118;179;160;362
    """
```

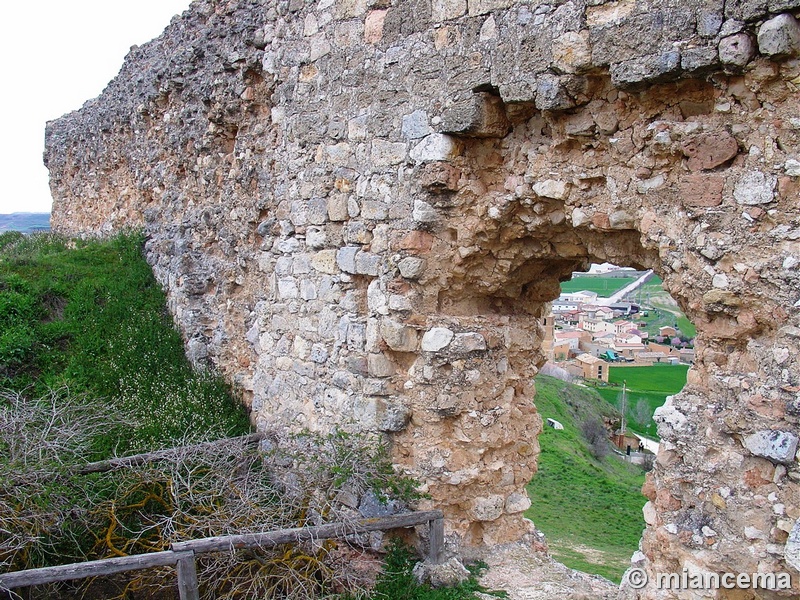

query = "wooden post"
428;517;444;564
176;552;200;600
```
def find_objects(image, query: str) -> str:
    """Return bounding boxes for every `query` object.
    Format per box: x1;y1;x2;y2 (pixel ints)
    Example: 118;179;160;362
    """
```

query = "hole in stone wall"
526;263;693;584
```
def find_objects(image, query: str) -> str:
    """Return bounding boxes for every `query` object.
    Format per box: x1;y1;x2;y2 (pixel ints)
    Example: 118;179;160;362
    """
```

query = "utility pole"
620;380;627;437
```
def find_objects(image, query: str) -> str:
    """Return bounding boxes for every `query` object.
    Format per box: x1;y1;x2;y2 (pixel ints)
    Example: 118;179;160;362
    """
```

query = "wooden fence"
0;510;445;600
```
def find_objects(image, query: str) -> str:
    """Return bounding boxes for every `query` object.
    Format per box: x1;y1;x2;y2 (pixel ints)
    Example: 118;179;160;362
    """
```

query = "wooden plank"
172;510;444;554
176;553;200;600
76;433;265;475
0;551;184;590
428;517;445;564
0;509;445;592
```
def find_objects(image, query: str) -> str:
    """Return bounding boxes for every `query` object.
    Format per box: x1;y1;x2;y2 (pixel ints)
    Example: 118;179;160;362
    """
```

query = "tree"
634;399;651;429
580;417;610;460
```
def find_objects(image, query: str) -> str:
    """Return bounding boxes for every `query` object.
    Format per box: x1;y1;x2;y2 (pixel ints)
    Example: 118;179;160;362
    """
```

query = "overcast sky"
0;0;193;215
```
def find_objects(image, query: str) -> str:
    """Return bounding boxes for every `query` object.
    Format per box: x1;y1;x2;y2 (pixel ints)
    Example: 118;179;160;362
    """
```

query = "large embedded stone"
681;132;739;171
336;246;359;273
679;174;725;208
470;495;505;521
419;162;460;193
758;13;800;57
734;171;777;205
410;134;461;162
610;52;681;89
450;332;487;354
398;256;427;279
381;319;418;352
719;33;755;68
743;431;799;464
421;327;455;351
439;92;511;139
552;31;592;74
533;179;568;200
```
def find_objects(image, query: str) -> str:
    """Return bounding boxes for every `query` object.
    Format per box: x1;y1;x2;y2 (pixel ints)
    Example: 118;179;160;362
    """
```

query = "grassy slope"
526;375;646;583
594;365;688;437
0;232;251;457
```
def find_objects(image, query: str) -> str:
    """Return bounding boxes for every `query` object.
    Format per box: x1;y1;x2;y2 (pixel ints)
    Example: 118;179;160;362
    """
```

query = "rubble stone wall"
45;0;800;596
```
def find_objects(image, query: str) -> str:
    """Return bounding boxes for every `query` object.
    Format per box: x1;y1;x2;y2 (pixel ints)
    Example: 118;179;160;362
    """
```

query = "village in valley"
540;264;695;462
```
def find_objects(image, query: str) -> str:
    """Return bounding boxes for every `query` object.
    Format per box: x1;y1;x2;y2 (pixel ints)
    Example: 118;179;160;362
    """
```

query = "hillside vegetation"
526;375;647;582
0;232;497;600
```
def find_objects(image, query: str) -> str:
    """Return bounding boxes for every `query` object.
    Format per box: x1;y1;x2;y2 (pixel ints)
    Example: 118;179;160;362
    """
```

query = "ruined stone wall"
45;0;800;596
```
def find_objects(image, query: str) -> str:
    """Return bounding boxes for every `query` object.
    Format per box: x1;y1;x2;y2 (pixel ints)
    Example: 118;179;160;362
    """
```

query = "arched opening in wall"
526;264;693;583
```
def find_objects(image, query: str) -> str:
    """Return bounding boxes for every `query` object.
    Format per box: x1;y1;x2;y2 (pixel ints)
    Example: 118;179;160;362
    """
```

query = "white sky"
0;0;193;214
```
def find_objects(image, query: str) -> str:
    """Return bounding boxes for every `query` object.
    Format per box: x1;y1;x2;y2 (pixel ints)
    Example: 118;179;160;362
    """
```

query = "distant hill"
0;213;51;233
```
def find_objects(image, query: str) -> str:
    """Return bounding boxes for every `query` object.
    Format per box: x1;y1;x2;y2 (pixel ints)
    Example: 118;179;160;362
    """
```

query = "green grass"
526;376;646;583
0;231;251;457
560;275;637;297
594;365;689;437
359;540;507;600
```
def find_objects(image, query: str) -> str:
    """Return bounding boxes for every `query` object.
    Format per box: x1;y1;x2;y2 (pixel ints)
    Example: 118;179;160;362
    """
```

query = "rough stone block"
420;162;460;193
355;251;381;275
367;352;395;377
533;179;568;200
450;332;487;354
785;520;800;571
421;327;455;351
470;495;505;521
725;0;769;21
412;558;470;588
719;33;755;68
306;226;327;249
467;0;513;17
371;139;407;166
744;430;799;464
413;199;438;223
534;74;575;111
734;171;777;205
312;249;339;274
439;92;511;138
307;197;329;225
381;319;418;351
758;13;800;57
505;492;532;514
402;110;432;139
398;256;426;279
610;51;681;89
679;174;725;208
378;398;412;432
336;0;368;19
552;31;592;74
681;132;739;171
336;246;360;273
364;9;388;44
431;0;466;20
681;46;719;74
410;134;461;162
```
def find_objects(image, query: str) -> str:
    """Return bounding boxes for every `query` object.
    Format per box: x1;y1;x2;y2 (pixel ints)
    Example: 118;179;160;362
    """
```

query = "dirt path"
474;543;620;600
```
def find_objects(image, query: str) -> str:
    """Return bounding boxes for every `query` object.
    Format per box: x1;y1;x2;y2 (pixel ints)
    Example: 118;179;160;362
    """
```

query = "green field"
631;276;696;338
594;365;689;437
560;275;637;297
527;376;647;583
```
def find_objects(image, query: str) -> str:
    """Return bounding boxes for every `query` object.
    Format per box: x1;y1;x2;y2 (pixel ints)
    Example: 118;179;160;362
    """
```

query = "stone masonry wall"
45;0;800;596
